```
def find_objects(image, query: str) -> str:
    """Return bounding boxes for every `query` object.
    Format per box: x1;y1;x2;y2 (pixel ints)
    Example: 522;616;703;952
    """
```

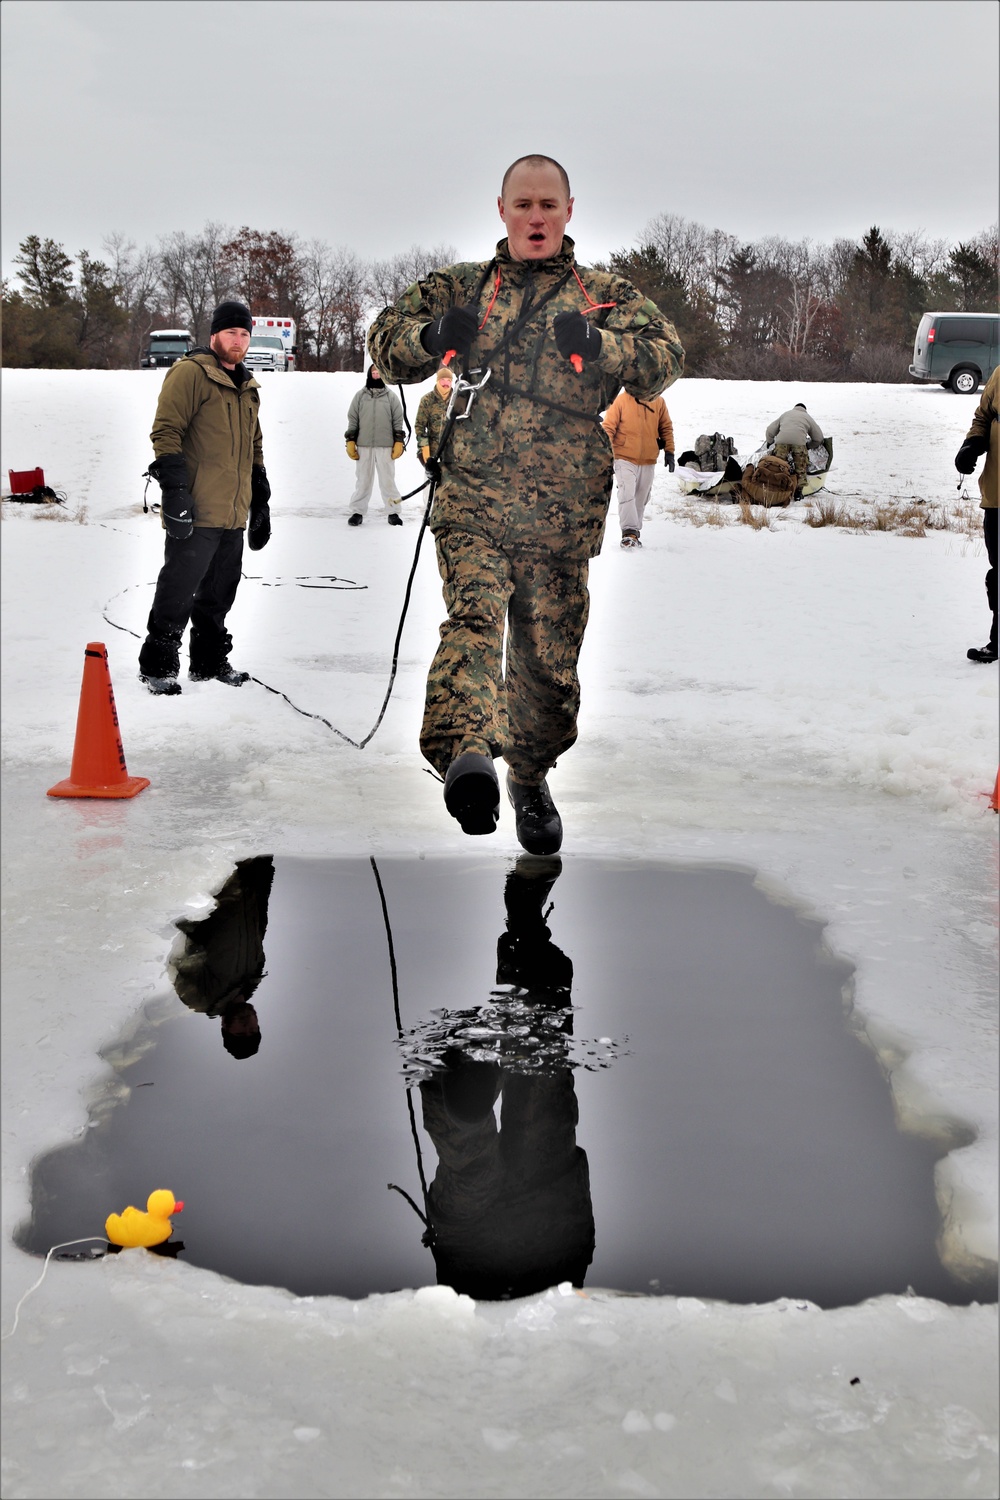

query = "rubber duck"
105;1189;184;1248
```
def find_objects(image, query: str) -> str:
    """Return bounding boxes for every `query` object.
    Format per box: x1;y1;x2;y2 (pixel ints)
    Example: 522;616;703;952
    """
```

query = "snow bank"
2;372;996;1498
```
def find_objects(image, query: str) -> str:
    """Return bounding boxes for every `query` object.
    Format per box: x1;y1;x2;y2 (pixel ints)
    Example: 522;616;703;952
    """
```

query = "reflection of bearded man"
418;857;595;1300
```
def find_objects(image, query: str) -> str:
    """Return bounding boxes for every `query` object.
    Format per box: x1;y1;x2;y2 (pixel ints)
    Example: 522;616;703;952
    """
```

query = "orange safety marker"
47;642;150;799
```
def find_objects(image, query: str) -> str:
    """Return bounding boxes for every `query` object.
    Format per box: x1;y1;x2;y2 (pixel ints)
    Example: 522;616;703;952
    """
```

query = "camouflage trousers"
774;443;809;484
421;527;590;784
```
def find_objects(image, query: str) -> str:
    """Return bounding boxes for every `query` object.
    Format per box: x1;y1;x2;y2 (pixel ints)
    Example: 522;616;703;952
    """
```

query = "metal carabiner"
446;367;492;423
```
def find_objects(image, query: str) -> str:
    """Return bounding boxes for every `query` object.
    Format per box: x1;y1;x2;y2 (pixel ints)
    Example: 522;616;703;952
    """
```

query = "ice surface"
2;372;997;1497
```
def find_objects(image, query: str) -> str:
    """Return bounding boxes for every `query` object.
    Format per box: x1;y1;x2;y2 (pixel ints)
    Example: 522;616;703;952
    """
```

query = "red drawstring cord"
569;267;616;371
443;265;615;372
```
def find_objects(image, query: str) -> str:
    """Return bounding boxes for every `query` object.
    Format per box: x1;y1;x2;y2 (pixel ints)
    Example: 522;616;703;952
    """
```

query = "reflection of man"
169;856;274;1059
419;857;595;1299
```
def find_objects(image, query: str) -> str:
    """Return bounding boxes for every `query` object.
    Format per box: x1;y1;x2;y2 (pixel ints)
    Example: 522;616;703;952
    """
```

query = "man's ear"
565;197;574;224
497;194;506;223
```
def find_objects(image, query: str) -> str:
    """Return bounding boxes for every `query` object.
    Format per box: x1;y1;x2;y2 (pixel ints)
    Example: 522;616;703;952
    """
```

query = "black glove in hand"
149;453;195;539
424;454;442;485
553;310;602;363
955;435;988;474
251;464;271;504
664;451;675;471
248;465;271;549
161;489;195;540
421;306;478;362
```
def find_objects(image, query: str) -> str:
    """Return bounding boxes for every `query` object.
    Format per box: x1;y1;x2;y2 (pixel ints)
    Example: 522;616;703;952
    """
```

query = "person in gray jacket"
345;365;406;526
765;402;826;497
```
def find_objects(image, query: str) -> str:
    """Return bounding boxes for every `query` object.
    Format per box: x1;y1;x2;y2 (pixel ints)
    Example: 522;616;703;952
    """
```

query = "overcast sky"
2;0;997;279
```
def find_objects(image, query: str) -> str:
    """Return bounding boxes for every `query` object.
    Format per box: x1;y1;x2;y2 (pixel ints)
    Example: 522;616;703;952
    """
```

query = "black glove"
664;451;675;471
421;306;478;362
955;435;988;474
424;454;442;485
248;466;271;551
149;453;195;540
553;310;602;364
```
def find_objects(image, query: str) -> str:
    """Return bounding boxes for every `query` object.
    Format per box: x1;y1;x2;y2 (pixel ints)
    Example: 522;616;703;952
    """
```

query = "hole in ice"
17;855;993;1307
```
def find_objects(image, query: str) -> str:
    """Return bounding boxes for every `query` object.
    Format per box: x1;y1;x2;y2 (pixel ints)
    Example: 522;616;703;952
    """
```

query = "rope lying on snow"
100;472;435;751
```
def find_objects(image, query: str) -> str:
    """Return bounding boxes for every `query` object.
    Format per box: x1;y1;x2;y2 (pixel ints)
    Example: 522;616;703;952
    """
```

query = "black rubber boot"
506;773;563;855
967;644;998;663
348;513;363;527
139;673;181;696
443;752;500;835
387;512;403;526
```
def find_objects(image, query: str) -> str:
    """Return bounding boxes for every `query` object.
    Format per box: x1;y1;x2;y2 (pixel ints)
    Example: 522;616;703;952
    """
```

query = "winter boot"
348;513;363;527
620;528;641;549
967;643;998;663
140;674;182;696
190;660;249;686
496;855;572;999
387;512;403;526
443;751;500;835
138;622;182;693
506;772;563;856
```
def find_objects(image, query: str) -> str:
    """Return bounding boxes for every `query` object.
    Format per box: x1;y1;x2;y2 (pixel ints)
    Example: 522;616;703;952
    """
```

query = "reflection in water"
413;857;596;1301
170;856;274;1059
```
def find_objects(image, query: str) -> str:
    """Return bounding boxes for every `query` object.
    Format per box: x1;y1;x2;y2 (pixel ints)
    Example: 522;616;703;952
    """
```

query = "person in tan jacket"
139;300;269;694
602;389;674;548
956;366;999;662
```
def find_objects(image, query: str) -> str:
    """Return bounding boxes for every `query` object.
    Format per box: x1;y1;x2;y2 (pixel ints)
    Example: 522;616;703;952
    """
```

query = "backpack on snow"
738;453;797;508
692;433;738;472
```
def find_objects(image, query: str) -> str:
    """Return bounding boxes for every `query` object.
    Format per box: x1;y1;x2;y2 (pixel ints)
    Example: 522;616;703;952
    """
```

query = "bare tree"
159;222;233;341
366;243;458;310
301;240;369;369
102;233;163;362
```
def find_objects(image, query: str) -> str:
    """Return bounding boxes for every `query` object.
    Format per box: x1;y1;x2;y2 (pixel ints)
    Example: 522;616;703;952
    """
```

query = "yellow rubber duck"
105;1189;184;1248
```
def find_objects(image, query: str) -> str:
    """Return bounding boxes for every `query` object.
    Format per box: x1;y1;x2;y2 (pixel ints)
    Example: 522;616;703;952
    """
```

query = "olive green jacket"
966;367;999;509
150;350;263;529
369;237;684;559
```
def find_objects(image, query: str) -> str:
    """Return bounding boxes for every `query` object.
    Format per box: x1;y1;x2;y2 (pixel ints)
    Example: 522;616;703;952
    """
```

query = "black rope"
370;855;433;1235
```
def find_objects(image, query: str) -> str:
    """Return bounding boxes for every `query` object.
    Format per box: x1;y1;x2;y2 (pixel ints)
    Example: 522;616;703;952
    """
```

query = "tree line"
2;216;997;378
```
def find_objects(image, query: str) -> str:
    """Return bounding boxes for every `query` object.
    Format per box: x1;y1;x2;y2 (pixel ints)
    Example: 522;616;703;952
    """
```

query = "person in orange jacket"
602;389;674;548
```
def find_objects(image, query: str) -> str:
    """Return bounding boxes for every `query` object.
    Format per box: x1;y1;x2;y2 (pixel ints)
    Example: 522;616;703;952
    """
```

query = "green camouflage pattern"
369;236;684;561
774;442;809;481
415;387;450;459
421;528;590;783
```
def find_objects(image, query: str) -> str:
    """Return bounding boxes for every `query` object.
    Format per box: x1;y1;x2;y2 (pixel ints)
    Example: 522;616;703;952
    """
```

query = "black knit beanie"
211;300;253;335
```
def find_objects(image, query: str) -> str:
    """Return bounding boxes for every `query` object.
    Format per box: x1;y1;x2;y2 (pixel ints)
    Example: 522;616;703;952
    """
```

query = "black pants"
984;506;997;650
139;528;244;678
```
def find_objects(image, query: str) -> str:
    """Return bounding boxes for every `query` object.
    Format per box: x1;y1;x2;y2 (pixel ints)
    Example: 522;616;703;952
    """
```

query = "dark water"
18;855;991;1307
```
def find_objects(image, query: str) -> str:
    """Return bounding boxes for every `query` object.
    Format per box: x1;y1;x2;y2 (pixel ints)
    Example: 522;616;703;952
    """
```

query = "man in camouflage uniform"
369;155;683;853
415;365;455;467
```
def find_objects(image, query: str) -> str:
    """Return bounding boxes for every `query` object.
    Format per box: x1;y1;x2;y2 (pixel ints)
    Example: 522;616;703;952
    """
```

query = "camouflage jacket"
415;386;451;459
368;237;684;558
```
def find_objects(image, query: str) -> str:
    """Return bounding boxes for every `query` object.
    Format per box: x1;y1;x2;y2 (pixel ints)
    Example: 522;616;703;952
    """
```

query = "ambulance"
247;315;297;372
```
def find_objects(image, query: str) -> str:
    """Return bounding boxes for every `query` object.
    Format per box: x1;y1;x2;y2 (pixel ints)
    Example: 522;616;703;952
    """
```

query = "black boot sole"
443;753;500;836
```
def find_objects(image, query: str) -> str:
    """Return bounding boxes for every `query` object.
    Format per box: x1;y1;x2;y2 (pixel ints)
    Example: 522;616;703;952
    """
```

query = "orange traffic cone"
47;642;150;799
991;770;999;814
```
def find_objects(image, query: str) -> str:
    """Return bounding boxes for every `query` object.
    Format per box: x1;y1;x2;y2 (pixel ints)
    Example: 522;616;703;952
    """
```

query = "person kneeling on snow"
344;366;406;526
764;403;825;499
602;388;674;548
138;300;271;696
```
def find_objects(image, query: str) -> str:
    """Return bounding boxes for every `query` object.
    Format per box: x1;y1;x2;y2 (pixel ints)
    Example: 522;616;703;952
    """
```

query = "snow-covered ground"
2;371;997;1499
